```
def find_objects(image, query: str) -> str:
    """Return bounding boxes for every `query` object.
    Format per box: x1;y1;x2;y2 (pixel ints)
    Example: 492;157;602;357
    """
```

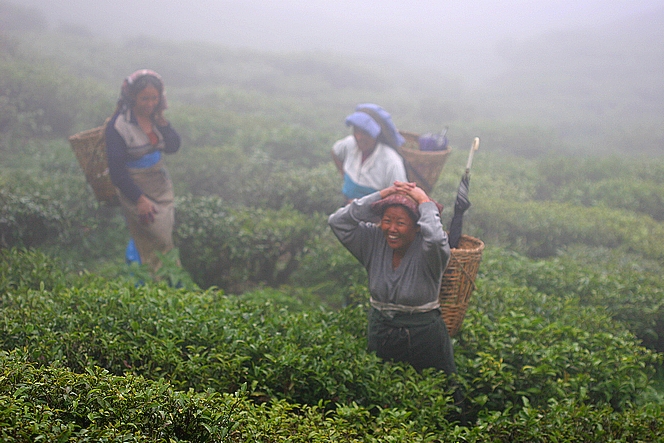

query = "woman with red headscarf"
105;69;181;274
328;181;456;375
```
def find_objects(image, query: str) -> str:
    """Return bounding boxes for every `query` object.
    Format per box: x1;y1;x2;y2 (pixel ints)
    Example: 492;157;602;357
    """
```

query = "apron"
118;159;175;274
367;307;457;375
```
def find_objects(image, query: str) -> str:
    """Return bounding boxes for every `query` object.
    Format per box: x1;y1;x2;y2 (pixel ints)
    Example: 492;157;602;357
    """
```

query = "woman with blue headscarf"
331;104;407;203
105;69;181;275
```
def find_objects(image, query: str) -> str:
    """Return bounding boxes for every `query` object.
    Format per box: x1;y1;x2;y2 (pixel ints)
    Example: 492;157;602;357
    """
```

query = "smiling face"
380;205;420;254
132;84;161;118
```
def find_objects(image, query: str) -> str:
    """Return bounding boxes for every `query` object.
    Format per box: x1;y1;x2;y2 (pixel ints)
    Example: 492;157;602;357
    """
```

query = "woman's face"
353;127;377;156
133;84;160;118
380;206;419;253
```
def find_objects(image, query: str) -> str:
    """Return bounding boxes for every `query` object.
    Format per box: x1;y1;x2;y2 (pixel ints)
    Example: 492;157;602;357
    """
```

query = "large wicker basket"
440;234;484;336
68;119;118;205
397;131;452;194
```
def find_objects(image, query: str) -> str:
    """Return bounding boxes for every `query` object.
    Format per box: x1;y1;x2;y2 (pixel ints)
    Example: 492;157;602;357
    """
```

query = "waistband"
369;306;442;326
370;298;440;315
126;150;161;169
342;173;377;200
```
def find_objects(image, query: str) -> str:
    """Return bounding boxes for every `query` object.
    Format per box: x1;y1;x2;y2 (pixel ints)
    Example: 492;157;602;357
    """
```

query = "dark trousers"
367;307;457;375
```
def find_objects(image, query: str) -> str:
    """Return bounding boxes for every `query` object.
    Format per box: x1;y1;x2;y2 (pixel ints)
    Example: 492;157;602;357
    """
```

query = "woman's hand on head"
407;186;431;205
394;181;430;204
380;181;430;204
379;184;400;199
380;181;416;199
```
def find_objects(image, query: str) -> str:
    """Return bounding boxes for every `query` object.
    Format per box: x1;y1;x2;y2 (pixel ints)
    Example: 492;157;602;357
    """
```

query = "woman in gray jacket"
328;181;456;375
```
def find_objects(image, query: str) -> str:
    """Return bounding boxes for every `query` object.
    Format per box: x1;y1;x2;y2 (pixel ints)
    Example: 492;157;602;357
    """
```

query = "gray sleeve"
328;192;382;264
417;201;450;273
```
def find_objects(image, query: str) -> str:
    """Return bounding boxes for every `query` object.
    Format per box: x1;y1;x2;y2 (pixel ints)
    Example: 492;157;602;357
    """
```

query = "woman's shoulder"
105;112;121;136
333;135;357;151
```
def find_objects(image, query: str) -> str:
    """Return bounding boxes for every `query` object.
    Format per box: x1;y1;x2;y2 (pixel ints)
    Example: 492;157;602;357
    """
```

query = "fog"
4;0;664;155
9;0;662;87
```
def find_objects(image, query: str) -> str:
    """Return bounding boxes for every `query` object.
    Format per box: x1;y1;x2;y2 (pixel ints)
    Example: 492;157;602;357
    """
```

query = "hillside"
1;2;664;440
2;0;663;157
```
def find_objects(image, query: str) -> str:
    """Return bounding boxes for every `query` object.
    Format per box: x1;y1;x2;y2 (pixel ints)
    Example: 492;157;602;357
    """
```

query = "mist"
8;0;662;86
4;0;664;155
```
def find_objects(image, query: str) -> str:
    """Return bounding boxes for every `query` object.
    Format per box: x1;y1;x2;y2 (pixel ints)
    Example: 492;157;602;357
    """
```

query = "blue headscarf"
345;112;381;139
355;103;405;149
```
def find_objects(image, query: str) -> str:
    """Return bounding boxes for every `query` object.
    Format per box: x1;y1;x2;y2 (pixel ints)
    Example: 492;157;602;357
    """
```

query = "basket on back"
440;234;484;336
397;131;452;194
68;119;118;205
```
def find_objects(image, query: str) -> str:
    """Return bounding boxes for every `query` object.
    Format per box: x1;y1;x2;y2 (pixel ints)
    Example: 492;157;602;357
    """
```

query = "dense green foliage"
1;248;662;441
1;4;663;440
174;196;325;292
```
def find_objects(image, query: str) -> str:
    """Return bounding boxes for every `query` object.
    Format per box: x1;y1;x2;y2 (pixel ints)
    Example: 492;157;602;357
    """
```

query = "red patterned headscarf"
119;69;167;112
371;193;443;222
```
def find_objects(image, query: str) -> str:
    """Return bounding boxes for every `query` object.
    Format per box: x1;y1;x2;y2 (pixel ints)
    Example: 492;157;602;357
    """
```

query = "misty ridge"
1;0;663;157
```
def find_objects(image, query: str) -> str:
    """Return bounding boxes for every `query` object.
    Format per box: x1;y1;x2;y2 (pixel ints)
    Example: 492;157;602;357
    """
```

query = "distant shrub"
0;55;112;143
170;149;342;215
0;188;66;248
288;228;368;307
473;197;664;259
534;156;664;220
166;104;244;149
174;195;324;291
462;120;564;158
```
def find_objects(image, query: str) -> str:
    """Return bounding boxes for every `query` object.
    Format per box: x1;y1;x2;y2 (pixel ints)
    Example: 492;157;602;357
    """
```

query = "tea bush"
0;247;68;292
0;168;127;266
472;197;664;259
0;350;242;441
0;49;112;143
288;228;369;307
174;195;325;291
1;349;662;442
0;187;66;248
531;156;664;221
0;278;460;429
479;247;664;352
1;249;660;433
170;148;341;215
464;399;664;443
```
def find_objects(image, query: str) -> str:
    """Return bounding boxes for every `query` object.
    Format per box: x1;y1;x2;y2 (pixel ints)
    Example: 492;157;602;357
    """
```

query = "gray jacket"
328;191;450;315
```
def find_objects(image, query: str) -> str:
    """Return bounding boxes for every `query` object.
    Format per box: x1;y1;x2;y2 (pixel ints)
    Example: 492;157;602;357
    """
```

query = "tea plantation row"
1;248;662;441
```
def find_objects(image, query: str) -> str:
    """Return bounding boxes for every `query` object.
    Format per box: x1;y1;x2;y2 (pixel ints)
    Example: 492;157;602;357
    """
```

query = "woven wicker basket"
440;234;484;336
397;131;452;194
68;119;118;205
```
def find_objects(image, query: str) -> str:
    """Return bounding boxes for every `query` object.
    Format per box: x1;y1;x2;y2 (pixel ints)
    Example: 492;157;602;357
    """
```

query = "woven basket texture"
396;131;451;193
440;234;484;336
68;119;118;205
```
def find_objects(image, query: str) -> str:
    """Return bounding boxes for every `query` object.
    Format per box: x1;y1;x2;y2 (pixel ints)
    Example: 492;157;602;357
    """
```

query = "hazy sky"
12;0;664;85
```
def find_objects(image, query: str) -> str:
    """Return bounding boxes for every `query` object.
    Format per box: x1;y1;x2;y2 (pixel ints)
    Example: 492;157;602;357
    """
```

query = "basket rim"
450;234;485;253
